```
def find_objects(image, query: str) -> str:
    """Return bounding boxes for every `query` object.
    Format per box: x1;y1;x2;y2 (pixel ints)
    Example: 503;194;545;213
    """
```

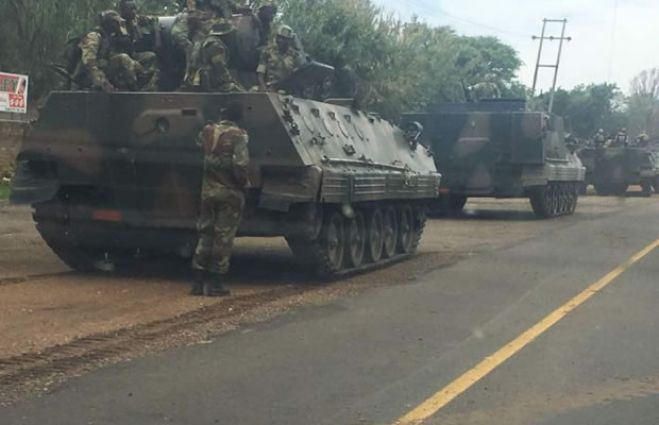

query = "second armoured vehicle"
403;99;586;218
578;145;659;196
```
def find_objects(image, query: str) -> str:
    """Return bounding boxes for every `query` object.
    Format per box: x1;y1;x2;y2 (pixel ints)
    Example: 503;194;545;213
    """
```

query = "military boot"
190;269;206;296
203;273;231;297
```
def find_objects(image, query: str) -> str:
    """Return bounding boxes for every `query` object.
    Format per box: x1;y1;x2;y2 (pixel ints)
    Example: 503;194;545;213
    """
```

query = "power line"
390;0;530;38
380;0;532;40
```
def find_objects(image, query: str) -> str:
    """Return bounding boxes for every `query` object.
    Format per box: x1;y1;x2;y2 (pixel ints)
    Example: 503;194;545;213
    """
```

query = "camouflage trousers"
183;36;243;92
192;187;245;275
107;52;160;91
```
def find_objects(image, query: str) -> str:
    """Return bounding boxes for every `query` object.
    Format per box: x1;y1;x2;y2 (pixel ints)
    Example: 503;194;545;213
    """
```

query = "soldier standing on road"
171;0;245;91
75;10;159;92
191;101;250;297
257;25;304;92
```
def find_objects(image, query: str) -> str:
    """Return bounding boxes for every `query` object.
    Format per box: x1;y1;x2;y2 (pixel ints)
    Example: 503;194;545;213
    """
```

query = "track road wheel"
550;185;560;216
397;205;415;254
559;184;569;215
345;211;366;268
530;186;551;219
653;177;659;194
382;206;398;259
365;208;384;263
319;210;346;276
408;206;426;254
568;184;579;215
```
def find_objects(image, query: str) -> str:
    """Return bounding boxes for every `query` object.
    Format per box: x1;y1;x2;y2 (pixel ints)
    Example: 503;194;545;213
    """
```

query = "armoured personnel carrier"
10;13;441;278
10;92;440;278
403;100;586;218
578;145;659;196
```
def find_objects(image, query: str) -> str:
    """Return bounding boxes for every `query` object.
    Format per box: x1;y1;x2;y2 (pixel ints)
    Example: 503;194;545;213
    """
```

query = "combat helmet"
276;25;295;39
209;21;235;36
99;10;127;36
259;0;277;10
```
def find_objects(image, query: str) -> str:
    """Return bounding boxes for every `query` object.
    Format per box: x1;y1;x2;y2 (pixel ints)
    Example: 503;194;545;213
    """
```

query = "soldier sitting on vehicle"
593;128;607;148
470;73;502;101
171;0;245;91
636;132;650;147
118;0;162;54
611;128;629;147
74;10;159;92
404;121;424;150
257;25;304;92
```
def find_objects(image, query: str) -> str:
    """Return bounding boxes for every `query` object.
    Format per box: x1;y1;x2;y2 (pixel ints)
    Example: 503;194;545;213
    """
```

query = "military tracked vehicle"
578;145;659;197
403;100;586;218
10;13;441;278
11;91;440;278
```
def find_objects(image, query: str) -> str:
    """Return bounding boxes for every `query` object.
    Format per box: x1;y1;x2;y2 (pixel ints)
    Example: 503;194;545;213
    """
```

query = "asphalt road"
2;200;659;425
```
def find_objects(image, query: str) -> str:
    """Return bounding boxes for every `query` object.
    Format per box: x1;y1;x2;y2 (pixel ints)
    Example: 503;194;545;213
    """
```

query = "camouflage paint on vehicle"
11;91;440;278
578;145;659;196
403;99;586;218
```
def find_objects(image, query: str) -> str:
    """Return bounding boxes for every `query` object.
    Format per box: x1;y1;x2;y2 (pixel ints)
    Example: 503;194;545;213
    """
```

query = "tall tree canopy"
0;0;525;117
532;83;626;138
627;68;659;137
282;0;523;118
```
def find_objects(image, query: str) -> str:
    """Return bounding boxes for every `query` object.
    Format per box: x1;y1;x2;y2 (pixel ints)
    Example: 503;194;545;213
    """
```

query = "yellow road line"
396;238;659;425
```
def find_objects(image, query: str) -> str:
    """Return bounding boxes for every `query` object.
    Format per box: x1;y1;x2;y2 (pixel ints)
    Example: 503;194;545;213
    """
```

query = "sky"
372;0;658;93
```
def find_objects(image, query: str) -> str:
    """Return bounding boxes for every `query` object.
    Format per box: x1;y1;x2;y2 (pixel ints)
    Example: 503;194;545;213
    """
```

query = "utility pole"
531;19;572;113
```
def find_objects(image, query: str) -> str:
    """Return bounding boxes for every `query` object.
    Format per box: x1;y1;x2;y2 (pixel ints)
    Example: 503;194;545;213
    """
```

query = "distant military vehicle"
578;145;659;196
403;100;586;218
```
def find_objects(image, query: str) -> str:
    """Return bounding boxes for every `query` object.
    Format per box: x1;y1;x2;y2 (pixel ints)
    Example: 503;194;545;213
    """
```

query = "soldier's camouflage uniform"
77;30;159;91
192;120;250;275
593;131;606;147
257;43;304;91
171;9;244;91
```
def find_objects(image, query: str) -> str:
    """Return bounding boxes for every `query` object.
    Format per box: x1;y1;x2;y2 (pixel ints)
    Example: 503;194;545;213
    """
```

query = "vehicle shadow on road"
431;209;540;222
108;246;315;287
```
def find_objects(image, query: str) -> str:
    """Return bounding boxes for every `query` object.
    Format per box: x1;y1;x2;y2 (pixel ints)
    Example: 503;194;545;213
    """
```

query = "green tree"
0;0;119;98
533;83;625;138
281;0;524;118
627;68;659;138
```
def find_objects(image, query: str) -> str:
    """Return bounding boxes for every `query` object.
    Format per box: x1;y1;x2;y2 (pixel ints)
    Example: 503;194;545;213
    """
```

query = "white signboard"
0;72;28;114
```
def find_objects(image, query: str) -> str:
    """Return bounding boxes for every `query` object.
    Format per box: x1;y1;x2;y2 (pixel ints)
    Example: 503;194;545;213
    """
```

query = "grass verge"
0;183;9;201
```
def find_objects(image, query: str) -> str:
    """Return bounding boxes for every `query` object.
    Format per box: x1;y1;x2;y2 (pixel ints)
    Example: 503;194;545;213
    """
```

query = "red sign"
0;72;28;114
